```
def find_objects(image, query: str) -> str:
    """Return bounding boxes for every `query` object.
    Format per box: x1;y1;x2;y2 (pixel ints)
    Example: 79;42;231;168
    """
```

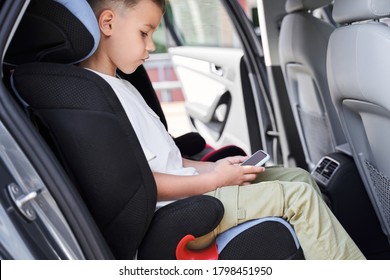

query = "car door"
164;0;281;163
0;0;111;260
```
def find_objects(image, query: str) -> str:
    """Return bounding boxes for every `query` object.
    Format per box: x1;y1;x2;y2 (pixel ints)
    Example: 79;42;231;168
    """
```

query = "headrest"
286;0;332;13
5;0;99;65
333;0;390;24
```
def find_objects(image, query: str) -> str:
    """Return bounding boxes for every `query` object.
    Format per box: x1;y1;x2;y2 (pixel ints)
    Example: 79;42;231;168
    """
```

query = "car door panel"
0;120;84;259
169;46;251;153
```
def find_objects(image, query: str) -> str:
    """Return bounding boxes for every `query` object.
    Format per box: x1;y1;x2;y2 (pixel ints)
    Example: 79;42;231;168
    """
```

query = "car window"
166;0;241;48
153;19;168;53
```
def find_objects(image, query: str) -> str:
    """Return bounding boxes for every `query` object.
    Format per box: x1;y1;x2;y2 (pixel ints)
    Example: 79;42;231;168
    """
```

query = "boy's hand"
214;156;265;187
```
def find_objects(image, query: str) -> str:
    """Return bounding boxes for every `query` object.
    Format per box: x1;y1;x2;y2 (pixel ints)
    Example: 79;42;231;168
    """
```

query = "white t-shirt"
89;70;197;207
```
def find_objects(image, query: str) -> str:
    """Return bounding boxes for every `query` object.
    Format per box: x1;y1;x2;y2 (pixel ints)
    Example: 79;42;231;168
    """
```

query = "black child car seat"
6;0;304;260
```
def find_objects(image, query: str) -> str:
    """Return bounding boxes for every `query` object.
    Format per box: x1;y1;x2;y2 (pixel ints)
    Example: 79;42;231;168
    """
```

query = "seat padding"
327;0;390;243
279;0;344;169
13;62;157;259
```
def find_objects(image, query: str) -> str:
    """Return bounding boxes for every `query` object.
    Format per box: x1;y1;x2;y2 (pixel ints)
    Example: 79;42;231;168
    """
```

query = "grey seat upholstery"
279;0;346;170
327;0;390;244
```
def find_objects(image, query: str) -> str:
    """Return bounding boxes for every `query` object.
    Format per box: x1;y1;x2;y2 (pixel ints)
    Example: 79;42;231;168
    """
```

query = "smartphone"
240;150;270;166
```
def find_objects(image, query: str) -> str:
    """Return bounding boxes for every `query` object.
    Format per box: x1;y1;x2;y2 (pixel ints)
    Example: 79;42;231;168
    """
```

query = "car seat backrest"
5;0;99;65
8;0;157;259
332;0;390;24
279;0;345;170
327;0;390;243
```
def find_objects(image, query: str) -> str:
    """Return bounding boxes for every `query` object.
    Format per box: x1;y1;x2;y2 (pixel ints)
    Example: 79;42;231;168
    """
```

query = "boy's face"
104;1;163;74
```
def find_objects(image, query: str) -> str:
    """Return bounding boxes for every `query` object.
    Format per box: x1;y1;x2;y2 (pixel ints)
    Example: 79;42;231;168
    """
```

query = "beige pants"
196;167;365;259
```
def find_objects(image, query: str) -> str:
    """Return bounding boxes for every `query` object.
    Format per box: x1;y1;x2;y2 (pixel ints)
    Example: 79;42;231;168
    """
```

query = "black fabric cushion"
13;62;157;259
173;132;207;157
201;145;247;162
138;195;224;260
5;0;95;65
218;221;305;260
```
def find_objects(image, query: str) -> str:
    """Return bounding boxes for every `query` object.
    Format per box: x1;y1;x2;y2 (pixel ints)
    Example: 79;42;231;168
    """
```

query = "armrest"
137;195;224;260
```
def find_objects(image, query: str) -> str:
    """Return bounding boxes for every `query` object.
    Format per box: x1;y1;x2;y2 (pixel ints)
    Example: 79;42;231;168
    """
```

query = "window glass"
167;0;241;48
153;19;168;53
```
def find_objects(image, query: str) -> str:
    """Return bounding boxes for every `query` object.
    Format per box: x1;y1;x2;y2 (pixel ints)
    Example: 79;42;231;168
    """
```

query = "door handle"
210;63;224;77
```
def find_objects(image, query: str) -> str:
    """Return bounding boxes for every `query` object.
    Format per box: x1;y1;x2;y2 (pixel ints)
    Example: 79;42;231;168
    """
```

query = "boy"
81;0;365;259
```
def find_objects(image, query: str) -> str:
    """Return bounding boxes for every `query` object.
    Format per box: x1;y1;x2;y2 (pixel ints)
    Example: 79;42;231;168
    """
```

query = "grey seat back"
279;0;346;170
327;0;390;243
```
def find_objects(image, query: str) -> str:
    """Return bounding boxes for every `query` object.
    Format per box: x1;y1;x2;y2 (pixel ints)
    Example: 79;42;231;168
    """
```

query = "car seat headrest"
5;0;99;65
285;0;332;13
333;0;390;24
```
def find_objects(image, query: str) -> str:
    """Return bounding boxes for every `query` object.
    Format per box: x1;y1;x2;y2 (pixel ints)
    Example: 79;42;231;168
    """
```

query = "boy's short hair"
87;0;166;15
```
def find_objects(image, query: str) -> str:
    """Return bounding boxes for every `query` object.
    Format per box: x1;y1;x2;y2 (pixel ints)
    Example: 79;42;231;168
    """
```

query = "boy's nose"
146;38;156;53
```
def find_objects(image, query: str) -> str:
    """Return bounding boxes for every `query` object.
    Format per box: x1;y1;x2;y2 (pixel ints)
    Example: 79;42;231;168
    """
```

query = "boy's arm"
154;157;264;201
153;172;218;200
182;156;248;174
182;158;216;173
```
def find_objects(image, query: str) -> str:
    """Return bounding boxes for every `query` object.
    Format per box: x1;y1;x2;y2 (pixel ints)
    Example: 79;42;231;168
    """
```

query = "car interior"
1;0;304;260
279;0;345;171
0;0;390;260
327;0;390;252
118;66;248;162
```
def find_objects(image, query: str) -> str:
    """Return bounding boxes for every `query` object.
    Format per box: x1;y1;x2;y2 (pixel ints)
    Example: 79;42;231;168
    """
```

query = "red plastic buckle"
176;235;218;260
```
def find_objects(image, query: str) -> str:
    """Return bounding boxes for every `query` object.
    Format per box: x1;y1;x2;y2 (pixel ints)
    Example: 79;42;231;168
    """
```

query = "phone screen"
241;150;270;166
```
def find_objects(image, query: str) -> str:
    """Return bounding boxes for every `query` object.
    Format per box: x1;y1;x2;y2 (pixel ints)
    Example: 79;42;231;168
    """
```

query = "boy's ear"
98;10;115;36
